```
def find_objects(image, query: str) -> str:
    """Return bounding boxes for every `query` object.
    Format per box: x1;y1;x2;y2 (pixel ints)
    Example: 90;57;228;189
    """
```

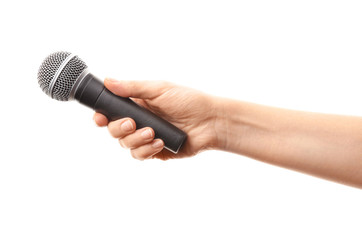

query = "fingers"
104;78;171;99
94;114;165;160
130;139;164;160
107;118;136;138
106;118;164;158
94;113;108;126
118;127;155;149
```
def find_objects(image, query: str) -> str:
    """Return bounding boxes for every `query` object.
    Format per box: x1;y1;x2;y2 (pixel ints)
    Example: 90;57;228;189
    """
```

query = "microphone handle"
74;73;187;154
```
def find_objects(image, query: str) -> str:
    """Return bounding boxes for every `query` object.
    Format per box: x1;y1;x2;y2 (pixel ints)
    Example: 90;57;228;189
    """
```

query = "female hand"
93;79;220;160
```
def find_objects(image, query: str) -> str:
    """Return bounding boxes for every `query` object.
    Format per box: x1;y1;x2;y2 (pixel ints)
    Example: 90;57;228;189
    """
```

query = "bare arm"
94;79;362;188
213;98;362;188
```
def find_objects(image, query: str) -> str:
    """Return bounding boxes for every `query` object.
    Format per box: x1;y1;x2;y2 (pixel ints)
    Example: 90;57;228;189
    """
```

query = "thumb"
104;78;169;99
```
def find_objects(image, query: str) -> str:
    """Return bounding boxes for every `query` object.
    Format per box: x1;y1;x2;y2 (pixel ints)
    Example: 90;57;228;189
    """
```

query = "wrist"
210;98;265;154
208;96;231;151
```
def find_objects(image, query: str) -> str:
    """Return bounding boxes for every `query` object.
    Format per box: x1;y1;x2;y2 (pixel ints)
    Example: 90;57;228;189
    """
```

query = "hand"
94;79;220;160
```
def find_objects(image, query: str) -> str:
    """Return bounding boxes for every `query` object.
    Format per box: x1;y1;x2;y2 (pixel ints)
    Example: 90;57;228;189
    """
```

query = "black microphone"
37;51;187;153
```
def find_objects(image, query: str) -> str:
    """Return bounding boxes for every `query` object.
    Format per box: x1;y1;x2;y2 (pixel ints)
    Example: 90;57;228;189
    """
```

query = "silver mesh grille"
37;51;87;101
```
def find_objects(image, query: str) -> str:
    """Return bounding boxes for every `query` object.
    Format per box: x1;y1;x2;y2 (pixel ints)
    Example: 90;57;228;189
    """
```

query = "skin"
94;78;362;188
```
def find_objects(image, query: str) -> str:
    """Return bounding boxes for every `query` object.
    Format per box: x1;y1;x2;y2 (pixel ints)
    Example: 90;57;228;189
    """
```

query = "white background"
0;0;361;239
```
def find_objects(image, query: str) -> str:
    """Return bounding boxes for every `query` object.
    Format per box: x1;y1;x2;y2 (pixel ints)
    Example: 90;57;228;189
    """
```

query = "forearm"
213;97;362;188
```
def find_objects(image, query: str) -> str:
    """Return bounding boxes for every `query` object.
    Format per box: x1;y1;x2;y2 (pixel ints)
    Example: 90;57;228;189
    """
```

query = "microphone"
37;51;187;154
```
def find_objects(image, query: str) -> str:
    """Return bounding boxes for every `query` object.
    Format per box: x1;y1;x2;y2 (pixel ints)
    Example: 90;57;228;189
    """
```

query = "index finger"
93;112;109;127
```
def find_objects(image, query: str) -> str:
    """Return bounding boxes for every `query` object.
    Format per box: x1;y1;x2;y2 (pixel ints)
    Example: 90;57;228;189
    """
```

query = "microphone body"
37;52;187;154
73;72;186;154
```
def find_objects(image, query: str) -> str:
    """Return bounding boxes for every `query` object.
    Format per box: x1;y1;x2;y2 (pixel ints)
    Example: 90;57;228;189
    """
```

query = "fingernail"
152;139;163;148
121;120;133;132
141;129;153;139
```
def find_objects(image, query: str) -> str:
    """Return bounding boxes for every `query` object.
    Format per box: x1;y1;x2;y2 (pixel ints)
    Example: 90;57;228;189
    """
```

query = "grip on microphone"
74;73;187;154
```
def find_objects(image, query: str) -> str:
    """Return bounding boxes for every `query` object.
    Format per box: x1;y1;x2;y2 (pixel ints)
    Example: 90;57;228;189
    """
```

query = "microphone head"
37;51;87;101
